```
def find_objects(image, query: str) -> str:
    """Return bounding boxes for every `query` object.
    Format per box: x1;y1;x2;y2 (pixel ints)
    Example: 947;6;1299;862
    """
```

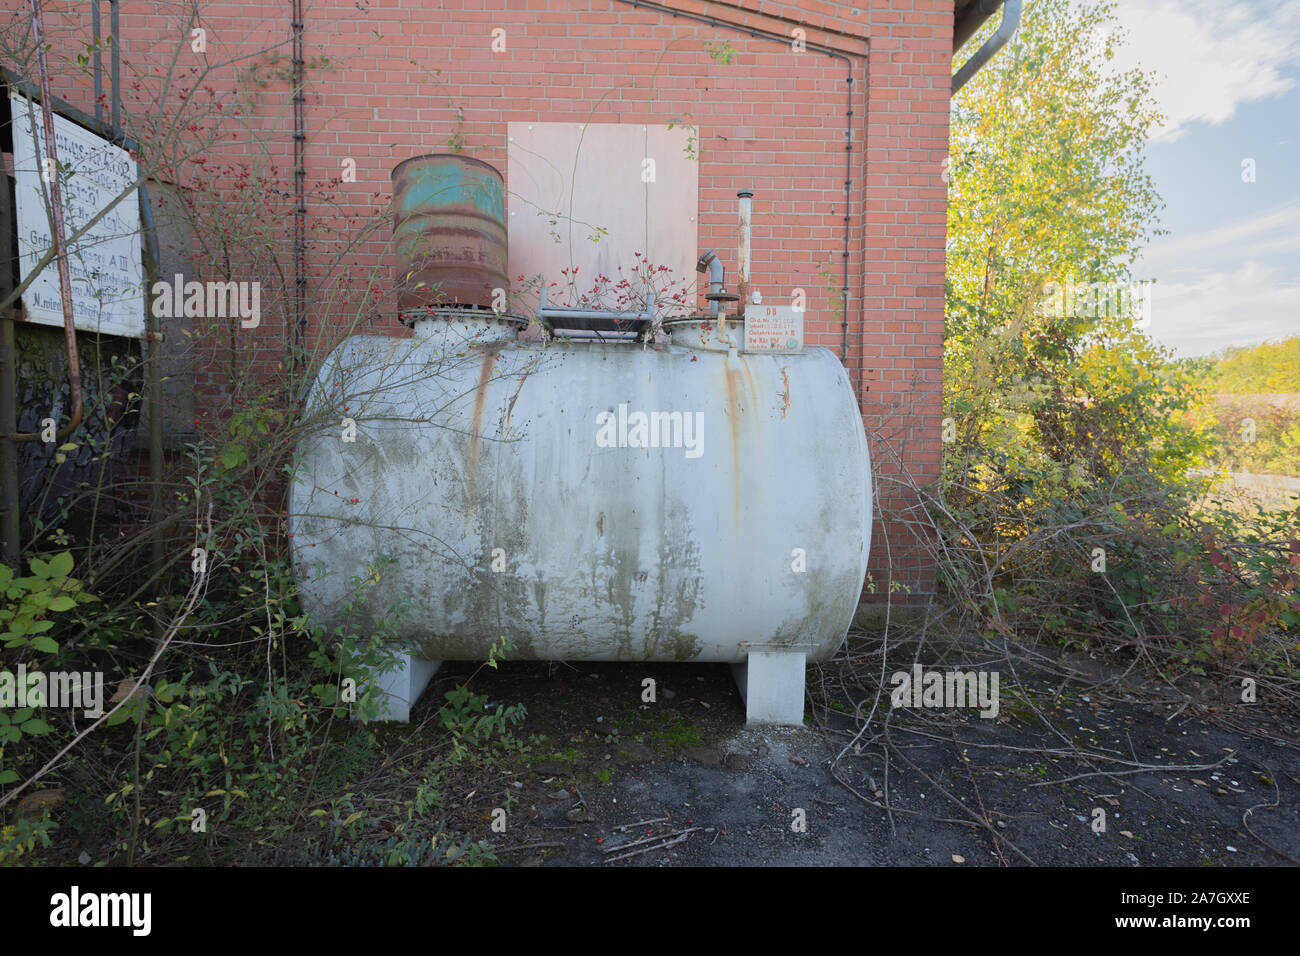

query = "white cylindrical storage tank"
288;313;871;682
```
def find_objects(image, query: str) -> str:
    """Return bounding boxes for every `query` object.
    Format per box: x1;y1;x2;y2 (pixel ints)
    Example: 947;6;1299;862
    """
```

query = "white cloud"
1071;4;1300;355
1137;200;1300;277
1105;0;1300;142
1144;261;1300;356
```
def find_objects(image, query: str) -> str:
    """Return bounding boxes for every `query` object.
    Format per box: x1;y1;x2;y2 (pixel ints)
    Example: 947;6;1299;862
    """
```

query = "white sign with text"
10;91;145;338
744;304;804;353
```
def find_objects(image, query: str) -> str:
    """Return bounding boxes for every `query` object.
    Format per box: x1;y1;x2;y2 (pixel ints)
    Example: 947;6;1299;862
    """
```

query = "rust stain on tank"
740;360;763;464
780;366;791;418
741;361;760;410
725;362;743;527
466;349;498;493
504;363;533;431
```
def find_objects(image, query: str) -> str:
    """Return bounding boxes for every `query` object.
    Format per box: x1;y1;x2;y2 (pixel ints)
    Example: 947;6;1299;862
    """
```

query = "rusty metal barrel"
391;154;508;310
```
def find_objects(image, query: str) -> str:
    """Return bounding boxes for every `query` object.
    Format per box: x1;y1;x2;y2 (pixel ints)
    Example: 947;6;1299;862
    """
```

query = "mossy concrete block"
731;650;807;726
360;653;440;722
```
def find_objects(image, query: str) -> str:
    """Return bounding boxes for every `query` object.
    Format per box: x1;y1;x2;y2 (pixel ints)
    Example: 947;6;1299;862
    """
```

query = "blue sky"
1094;0;1300;357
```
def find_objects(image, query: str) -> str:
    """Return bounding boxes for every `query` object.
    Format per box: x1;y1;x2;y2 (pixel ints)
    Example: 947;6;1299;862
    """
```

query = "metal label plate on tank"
744;304;804;353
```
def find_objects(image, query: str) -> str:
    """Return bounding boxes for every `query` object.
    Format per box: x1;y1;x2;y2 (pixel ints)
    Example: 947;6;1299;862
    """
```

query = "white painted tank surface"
287;313;871;666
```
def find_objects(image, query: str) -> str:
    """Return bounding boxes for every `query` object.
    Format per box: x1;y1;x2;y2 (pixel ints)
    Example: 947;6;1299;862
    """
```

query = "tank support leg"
361;653;440;722
731;650;807;726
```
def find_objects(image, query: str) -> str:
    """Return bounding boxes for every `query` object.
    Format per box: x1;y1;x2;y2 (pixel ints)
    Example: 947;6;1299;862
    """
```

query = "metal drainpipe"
110;0;119;135
140;186;165;641
292;0;306;379
1;86;16;565
106;7;166;624
951;0;1022;93
1;321;17;567
953;0;1002;51
614;0;858;375
736;189;752;313
92;1;101;124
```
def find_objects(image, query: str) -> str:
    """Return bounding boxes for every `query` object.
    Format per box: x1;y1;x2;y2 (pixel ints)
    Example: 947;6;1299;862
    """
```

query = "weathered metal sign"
10;90;145;338
744;304;804;353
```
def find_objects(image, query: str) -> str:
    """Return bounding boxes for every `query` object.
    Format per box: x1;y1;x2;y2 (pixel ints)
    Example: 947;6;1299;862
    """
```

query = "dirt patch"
411;640;1300;867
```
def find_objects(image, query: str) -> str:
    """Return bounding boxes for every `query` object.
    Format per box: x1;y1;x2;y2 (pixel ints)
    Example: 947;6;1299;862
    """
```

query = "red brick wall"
857;0;952;603
29;0;952;604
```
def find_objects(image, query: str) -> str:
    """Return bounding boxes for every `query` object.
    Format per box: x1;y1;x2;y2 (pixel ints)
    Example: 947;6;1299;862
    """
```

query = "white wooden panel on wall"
507;123;698;318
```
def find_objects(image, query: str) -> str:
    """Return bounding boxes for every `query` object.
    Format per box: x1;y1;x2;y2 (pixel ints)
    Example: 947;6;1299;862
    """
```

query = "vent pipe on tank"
736;189;753;310
696;249;725;317
696;190;755;320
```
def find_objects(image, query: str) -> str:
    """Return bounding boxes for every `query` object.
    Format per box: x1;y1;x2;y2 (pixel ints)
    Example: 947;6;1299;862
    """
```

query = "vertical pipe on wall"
291;0;306;379
110;0;119;138
92;0;102;125
842;74;853;375
736;189;752;311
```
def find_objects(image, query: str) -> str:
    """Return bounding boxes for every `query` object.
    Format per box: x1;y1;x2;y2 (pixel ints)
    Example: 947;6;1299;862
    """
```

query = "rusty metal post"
1;316;18;568
1;112;18;566
140;185;165;642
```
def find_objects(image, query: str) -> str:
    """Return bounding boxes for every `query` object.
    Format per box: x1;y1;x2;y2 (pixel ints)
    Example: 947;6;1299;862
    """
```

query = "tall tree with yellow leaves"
944;0;1208;494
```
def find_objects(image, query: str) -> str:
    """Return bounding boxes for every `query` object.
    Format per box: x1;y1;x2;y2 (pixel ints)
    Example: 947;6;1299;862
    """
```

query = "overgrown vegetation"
0;8;526;867
932;0;1298;687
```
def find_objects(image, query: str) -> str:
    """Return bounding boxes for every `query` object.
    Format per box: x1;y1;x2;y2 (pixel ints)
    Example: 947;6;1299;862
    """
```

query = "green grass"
650;719;701;755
